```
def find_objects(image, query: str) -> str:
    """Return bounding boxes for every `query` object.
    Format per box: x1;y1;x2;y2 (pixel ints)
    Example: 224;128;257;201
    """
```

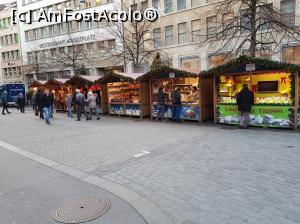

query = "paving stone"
1;109;300;224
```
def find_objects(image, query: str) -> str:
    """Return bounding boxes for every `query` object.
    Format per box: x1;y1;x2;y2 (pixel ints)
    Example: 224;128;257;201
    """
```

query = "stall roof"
65;75;100;86
45;78;69;86
136;66;198;81
200;56;300;77
28;80;46;88
95;71;139;84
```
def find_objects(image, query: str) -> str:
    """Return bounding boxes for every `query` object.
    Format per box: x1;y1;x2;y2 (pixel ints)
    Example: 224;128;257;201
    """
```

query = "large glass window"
177;0;186;11
240;8;251;33
282;46;300;65
152;0;159;9
191;19;201;42
153;28;161;48
206;16;217;38
180;56;200;69
165;25;173;46
258;4;273;31
280;0;295;27
164;0;172;14
178;22;187;44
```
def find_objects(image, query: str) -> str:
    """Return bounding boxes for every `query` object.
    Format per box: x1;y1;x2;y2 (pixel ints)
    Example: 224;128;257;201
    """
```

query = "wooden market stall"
28;80;46;89
200;56;300;129
95;71;150;118
44;78;69;111
136;66;214;122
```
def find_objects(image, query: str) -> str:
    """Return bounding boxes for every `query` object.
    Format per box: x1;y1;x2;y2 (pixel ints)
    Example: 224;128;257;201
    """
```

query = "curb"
0;140;175;224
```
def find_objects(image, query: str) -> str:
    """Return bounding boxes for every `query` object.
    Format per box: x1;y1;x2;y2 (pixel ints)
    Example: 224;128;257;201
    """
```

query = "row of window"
149;0;217;14
26;39;116;63
3;67;22;77
153;0;296;48
25;20;108;42
23;0;110;13
0;34;19;46
1;50;20;62
0;17;11;29
153;20;201;48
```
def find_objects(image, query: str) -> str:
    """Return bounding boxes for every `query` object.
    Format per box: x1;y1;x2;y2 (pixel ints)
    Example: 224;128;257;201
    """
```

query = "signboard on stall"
217;104;292;128
152;105;200;121
169;73;175;78
246;64;256;71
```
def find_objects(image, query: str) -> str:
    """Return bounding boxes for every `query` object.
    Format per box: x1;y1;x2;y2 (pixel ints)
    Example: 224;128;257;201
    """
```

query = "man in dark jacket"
156;87;165;121
171;88;182;122
236;84;254;128
75;89;88;121
41;89;52;125
1;90;11;115
17;93;26;113
49;91;55;118
36;88;44;119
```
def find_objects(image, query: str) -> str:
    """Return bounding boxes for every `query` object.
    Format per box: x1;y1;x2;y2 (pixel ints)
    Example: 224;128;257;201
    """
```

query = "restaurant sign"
39;34;96;49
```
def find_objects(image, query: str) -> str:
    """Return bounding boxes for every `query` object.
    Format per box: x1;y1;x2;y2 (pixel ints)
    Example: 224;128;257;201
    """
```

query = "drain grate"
51;196;110;223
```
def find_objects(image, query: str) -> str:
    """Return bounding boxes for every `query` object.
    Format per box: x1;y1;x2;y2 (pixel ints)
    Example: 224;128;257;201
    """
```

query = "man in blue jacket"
1;90;11;115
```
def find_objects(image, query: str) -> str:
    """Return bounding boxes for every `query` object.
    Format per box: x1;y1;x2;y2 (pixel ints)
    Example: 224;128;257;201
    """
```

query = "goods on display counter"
97;71;150;118
217;72;294;128
108;82;142;116
151;77;201;121
200;56;300;129
137;66;213;122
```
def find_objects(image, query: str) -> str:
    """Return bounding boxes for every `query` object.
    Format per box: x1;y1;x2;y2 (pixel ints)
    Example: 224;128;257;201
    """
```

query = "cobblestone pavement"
1;108;300;224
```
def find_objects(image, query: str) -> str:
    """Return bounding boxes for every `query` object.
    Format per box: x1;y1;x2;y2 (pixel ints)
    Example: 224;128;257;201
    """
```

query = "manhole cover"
51;196;110;223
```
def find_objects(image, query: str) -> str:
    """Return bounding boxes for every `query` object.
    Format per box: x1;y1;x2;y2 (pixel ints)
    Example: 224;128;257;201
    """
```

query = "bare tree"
203;0;300;57
22;52;53;82
101;3;160;72
55;33;93;76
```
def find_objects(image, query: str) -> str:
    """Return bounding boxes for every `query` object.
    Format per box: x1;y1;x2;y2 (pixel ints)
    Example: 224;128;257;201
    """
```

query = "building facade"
17;0;122;83
0;2;23;83
125;0;300;73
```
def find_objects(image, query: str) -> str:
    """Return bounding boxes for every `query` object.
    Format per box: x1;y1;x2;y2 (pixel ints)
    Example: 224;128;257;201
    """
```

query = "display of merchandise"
255;96;292;105
108;82;141;104
151;77;199;104
219;75;292;105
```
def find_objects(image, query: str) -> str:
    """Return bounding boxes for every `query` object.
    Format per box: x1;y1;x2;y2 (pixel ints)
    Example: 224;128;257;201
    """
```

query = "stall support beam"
294;72;299;130
213;75;217;124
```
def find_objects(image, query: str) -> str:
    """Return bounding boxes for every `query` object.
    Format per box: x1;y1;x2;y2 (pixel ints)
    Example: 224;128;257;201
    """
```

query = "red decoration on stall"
252;84;257;93
281;77;286;84
89;85;101;91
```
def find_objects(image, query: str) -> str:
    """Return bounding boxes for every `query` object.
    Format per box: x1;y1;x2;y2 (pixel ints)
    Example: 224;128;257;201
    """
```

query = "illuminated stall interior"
201;56;300;129
137;66;213;122
96;71;150;118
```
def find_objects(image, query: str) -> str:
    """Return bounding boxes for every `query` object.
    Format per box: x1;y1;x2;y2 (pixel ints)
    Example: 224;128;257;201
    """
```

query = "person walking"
156;87;165;121
32;90;39;116
95;92;101;120
65;93;73;118
49;90;55;118
1;90;11;115
36;88;44;119
17;93;26;113
41;89;52;125
85;91;99;120
236;84;254;129
75;89;88;121
171;88;182;122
